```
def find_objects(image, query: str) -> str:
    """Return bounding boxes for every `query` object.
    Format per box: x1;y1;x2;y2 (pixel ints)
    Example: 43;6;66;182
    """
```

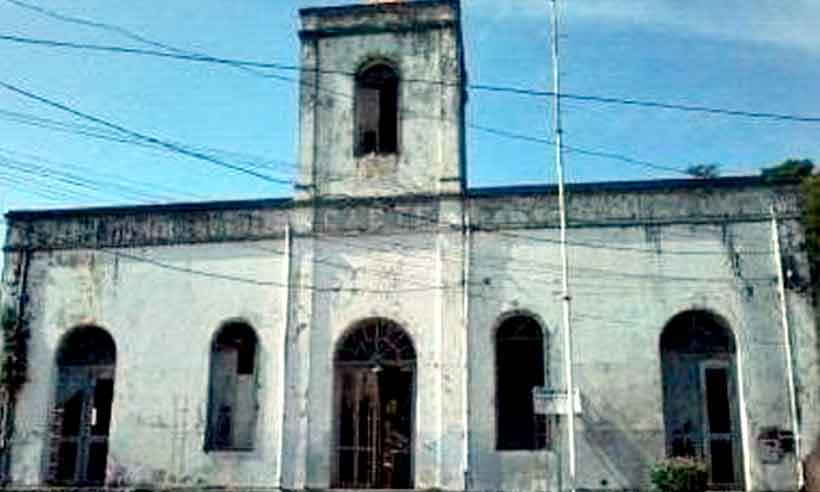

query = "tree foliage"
0;305;28;394
685;163;720;179
804;174;820;287
650;457;708;492
762;158;814;181
760;159;819;292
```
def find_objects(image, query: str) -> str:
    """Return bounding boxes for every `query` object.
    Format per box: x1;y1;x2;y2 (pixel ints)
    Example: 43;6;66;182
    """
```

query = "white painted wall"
4;208;817;491
10;242;288;486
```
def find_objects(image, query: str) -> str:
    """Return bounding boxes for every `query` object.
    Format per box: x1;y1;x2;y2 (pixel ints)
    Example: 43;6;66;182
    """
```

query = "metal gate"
333;319;415;489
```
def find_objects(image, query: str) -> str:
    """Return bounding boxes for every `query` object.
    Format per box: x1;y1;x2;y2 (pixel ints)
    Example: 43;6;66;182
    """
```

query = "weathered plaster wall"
300;231;460;489
1;178;816;492
7;241;288;487
464;181;816;492
298;1;464;200
468;220;813;491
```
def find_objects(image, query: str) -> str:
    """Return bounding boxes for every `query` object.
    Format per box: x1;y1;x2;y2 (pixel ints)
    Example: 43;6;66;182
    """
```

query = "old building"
1;1;817;491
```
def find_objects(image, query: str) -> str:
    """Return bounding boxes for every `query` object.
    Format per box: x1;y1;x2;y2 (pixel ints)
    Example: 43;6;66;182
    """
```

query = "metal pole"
275;220;292;489
462;210;472;489
549;2;577;491
771;207;803;487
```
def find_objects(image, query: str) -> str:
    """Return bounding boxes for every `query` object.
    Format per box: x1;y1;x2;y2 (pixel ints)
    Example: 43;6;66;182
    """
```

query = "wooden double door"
49;365;114;485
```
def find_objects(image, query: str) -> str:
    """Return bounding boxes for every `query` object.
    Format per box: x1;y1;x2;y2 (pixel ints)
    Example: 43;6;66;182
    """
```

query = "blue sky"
0;0;819;240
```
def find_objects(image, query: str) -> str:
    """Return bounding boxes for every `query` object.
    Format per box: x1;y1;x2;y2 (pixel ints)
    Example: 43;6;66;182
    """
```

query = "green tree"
685;163;720;179
804;174;820;284
761;158;814;181
761;159;818;290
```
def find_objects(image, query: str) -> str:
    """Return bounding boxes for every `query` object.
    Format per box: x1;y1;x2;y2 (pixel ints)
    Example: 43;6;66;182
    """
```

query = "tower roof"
299;0;459;39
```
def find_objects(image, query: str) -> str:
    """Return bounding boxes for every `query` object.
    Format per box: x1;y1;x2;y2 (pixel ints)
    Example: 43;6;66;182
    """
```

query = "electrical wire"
0;80;294;186
0;32;818;124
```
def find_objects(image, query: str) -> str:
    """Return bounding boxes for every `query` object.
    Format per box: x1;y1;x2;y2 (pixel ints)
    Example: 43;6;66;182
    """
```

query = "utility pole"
771;207;803;488
549;1;577;491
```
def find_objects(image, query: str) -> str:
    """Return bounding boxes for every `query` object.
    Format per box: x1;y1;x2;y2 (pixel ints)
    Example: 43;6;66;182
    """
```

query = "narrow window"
355;63;399;156
495;315;549;450
205;322;258;451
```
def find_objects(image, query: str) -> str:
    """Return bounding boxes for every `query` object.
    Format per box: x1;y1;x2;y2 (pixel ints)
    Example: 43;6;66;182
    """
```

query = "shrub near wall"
650;458;708;492
0;306;27;395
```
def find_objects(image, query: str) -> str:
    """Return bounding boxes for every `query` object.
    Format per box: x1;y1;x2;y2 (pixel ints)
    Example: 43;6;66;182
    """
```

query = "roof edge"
467;175;800;198
4;176;800;222
299;0;456;18
4;197;295;221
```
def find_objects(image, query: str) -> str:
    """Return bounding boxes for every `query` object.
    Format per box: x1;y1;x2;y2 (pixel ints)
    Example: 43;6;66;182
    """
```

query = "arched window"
205;322;258;451
495;315;549;450
48;326;116;486
660;311;744;489
355;63;399;156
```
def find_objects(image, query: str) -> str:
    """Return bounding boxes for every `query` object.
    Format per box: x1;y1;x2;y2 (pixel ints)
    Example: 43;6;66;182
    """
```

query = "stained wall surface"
1;179;816;492
1;1;817;491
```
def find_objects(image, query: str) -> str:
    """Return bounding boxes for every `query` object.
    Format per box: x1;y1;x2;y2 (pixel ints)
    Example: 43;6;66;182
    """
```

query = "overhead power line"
99;249;461;294
2;0;298;87
0;2;705;180
469;84;820;124
0;34;301;72
0;146;203;201
0;89;694;182
1;32;819;124
0;80;293;186
5;0;181;52
0;2;795;213
0;107;298;176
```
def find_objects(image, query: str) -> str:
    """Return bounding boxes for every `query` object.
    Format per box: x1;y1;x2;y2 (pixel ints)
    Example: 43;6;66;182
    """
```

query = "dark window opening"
495;315;549;451
48;326;116;486
91;379;113;436
206;322;258;451
355;64;399;156
705;368;731;434
236;336;256;375
333;318;415;489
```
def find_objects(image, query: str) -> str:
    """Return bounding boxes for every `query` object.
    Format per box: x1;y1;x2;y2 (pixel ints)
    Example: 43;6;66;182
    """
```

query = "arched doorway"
48;326;116;485
333;318;415;489
660;311;744;489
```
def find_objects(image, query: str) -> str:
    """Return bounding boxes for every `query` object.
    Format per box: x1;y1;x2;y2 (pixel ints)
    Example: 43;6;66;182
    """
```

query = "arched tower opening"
355;62;399;157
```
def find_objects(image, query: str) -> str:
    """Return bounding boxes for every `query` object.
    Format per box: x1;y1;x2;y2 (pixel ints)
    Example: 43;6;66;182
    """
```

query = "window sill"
204;447;255;453
496;448;552;453
356;153;399;178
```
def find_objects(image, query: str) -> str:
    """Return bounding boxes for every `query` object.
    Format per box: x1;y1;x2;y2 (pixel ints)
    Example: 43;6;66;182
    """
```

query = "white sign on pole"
532;387;582;415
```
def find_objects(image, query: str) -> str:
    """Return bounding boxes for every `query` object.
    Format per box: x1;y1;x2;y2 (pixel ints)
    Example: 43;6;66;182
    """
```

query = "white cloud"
465;0;820;53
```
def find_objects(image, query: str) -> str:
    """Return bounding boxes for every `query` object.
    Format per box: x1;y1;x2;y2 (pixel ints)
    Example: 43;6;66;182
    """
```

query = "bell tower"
296;0;466;200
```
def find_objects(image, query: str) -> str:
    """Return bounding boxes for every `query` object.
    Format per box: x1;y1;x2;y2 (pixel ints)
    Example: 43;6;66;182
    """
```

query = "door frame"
50;364;115;486
699;360;743;489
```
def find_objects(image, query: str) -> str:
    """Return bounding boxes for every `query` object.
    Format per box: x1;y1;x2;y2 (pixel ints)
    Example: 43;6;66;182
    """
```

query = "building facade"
1;1;817;491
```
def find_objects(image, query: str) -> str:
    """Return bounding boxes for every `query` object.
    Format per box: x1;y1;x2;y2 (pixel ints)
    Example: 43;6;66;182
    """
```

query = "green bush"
0;306;28;393
650;457;708;492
